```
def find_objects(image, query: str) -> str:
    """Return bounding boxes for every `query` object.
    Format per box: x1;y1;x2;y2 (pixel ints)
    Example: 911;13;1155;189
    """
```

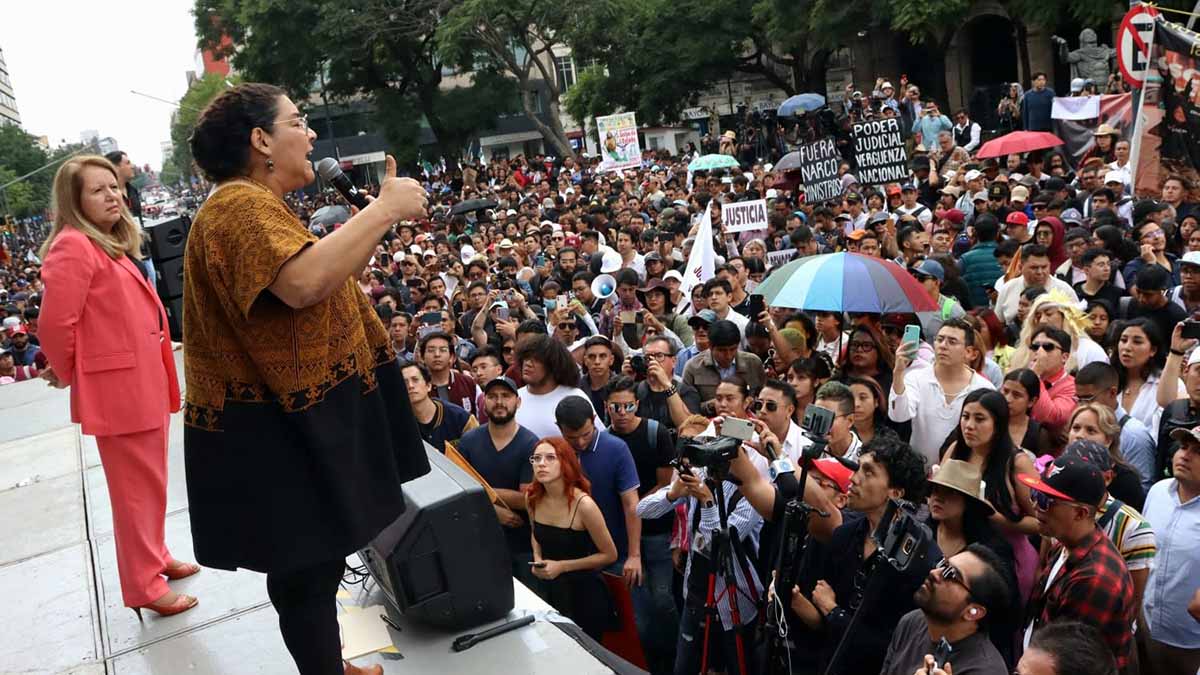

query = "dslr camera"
676;435;740;470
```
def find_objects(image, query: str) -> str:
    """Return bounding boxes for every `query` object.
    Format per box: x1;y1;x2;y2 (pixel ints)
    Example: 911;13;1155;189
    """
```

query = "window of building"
556;55;576;92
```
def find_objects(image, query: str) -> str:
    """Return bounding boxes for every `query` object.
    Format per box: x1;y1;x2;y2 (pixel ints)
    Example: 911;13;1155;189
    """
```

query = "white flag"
681;202;716;294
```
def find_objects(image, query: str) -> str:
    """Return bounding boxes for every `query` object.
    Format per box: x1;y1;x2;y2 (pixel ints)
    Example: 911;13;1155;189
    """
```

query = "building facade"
0;44;21;127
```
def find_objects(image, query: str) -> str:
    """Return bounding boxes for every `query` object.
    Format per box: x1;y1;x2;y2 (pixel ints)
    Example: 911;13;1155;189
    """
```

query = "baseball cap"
663;270;684;283
940;185;962;198
1060;208;1084;225
1017;455;1106;507
688;309;719;328
809;457;853;494
937;208;965;226
964;169;983;182
1005;211;1030;227
835;213;852;222
885;184;902;196
1010;185;1030;202
910;259;945;282
1103;170;1125;185
868;211;891;226
1133;199;1168;225
988;183;1009;200
1170;423;1200;444
1062;439;1113;472
900;183;917;192
847;229;870;241
972;190;989;203
484;376;520;395
1183;251;1200;268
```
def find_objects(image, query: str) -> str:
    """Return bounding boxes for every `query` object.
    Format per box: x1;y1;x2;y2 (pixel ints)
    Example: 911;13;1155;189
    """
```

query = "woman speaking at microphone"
38;155;196;619
183;83;430;675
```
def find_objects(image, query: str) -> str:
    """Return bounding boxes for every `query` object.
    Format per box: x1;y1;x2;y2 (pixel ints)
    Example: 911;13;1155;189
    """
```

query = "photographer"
1156;324;1200;477
879;545;1011;675
635;423;765;675
634;335;702;428
731;434;938;674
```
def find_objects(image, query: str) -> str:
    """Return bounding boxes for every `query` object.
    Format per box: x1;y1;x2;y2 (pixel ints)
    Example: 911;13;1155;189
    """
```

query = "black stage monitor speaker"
146;216;190;262
156;257;185;300
164;296;183;342
360;444;514;631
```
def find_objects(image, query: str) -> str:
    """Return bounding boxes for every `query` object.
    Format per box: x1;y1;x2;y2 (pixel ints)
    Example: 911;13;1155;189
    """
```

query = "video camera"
675;435;740;471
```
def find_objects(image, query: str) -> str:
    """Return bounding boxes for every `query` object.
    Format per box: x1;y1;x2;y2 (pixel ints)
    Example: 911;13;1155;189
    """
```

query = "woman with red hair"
526;437;617;639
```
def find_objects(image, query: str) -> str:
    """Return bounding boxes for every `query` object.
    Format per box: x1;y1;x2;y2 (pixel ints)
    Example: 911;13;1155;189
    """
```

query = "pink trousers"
95;418;172;607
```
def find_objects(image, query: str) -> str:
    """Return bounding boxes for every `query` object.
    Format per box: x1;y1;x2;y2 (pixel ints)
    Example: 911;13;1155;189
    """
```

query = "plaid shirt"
1026;527;1135;668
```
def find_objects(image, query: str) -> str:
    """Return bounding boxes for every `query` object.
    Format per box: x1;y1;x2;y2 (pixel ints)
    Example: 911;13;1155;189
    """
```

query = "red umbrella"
975;131;1065;159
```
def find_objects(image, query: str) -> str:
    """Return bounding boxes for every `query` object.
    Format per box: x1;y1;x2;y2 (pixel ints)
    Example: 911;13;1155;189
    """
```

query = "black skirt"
184;359;430;574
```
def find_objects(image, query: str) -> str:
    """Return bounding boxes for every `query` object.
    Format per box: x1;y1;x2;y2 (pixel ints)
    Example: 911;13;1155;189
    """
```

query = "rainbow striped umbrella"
756;252;938;314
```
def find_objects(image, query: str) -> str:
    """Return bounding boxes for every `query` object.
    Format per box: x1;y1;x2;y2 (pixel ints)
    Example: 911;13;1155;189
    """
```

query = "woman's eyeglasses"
529;453;559;465
849;340;876;352
272;114;309;132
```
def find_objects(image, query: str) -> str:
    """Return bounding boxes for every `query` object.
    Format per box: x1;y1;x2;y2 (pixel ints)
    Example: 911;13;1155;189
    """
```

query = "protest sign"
797;137;842;202
596;112;641;173
766;248;797;268
1133;15;1200;197
852;118;909;187
722;199;769;234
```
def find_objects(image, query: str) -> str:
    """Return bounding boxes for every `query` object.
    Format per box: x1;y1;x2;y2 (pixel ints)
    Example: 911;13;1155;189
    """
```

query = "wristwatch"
768;457;794;481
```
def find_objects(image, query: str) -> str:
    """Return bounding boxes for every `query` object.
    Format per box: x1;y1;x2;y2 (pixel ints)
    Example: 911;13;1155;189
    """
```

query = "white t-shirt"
515;385;605;440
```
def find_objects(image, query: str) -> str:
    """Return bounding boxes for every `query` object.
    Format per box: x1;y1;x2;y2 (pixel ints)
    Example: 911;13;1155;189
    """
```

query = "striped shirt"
1097;494;1157;571
636;470;763;630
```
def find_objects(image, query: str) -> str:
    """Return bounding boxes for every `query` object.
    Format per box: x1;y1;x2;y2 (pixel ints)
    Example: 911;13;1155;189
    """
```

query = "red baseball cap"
1005;211;1029;227
809;457;853;494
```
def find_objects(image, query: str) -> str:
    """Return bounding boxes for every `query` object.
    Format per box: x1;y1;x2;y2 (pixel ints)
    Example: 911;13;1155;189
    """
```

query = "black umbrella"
449;198;498;215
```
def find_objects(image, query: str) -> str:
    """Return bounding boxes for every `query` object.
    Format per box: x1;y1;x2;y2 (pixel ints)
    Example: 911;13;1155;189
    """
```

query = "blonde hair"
1068;403;1135;473
1009;292;1087;372
39;155;144;261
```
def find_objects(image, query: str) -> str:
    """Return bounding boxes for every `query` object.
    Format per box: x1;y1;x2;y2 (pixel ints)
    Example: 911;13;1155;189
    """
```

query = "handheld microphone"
314;157;370;210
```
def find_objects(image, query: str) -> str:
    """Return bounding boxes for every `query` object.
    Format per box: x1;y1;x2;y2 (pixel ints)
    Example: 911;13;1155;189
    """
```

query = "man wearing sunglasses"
604;376;678;672
1018;456;1136;671
1026;326;1076;432
879;545;1011;675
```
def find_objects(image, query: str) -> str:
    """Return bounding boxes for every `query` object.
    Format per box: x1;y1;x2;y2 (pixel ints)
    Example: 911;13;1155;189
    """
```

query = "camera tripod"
696;466;755;675
762;441;830;675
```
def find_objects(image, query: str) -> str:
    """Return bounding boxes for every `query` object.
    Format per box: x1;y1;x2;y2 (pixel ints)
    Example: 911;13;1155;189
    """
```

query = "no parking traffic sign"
1118;4;1159;86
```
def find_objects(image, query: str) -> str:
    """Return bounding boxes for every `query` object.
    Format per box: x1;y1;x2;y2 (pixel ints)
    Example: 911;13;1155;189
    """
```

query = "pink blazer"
39;227;181;436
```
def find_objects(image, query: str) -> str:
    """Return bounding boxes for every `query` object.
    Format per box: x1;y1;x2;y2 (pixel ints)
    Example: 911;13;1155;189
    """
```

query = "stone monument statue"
1052;29;1116;85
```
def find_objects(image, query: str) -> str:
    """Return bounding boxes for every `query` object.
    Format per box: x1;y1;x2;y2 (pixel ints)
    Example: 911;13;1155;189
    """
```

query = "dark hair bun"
189;83;284;182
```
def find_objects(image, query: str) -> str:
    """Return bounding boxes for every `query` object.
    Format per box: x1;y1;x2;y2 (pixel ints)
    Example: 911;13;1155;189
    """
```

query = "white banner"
766;248;796;268
721;199;769;234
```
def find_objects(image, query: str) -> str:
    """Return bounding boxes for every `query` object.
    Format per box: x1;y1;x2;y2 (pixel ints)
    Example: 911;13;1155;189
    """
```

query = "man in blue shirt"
457;376;540;586
1143;426;1200;674
555;395;643;586
910;100;952;149
1021;72;1056;132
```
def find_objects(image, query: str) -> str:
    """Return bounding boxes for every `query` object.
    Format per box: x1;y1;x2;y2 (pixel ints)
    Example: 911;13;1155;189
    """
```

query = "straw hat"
1092;123;1119;137
722;130;737;140
929;460;995;515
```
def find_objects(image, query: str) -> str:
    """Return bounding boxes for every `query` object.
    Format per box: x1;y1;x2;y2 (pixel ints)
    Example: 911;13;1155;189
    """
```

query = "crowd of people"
8;74;1200;675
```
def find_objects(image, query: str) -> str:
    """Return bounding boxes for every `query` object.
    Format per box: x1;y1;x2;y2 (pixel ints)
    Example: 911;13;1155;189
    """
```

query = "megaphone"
592;273;617;300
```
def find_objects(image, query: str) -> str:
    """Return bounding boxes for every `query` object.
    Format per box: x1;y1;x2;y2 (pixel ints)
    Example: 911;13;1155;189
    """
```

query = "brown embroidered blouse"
182;180;392;429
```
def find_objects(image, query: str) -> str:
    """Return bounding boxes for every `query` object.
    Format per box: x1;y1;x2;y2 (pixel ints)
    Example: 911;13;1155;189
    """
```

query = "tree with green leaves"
0;125;52;217
169;72;238;182
193;0;515;168
435;0;613;157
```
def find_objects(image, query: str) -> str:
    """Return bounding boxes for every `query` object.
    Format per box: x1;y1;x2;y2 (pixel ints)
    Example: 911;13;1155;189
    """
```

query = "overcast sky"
1;0;200;172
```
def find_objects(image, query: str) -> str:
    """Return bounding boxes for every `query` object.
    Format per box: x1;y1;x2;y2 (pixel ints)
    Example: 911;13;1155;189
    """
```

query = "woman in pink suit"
37;155;200;619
